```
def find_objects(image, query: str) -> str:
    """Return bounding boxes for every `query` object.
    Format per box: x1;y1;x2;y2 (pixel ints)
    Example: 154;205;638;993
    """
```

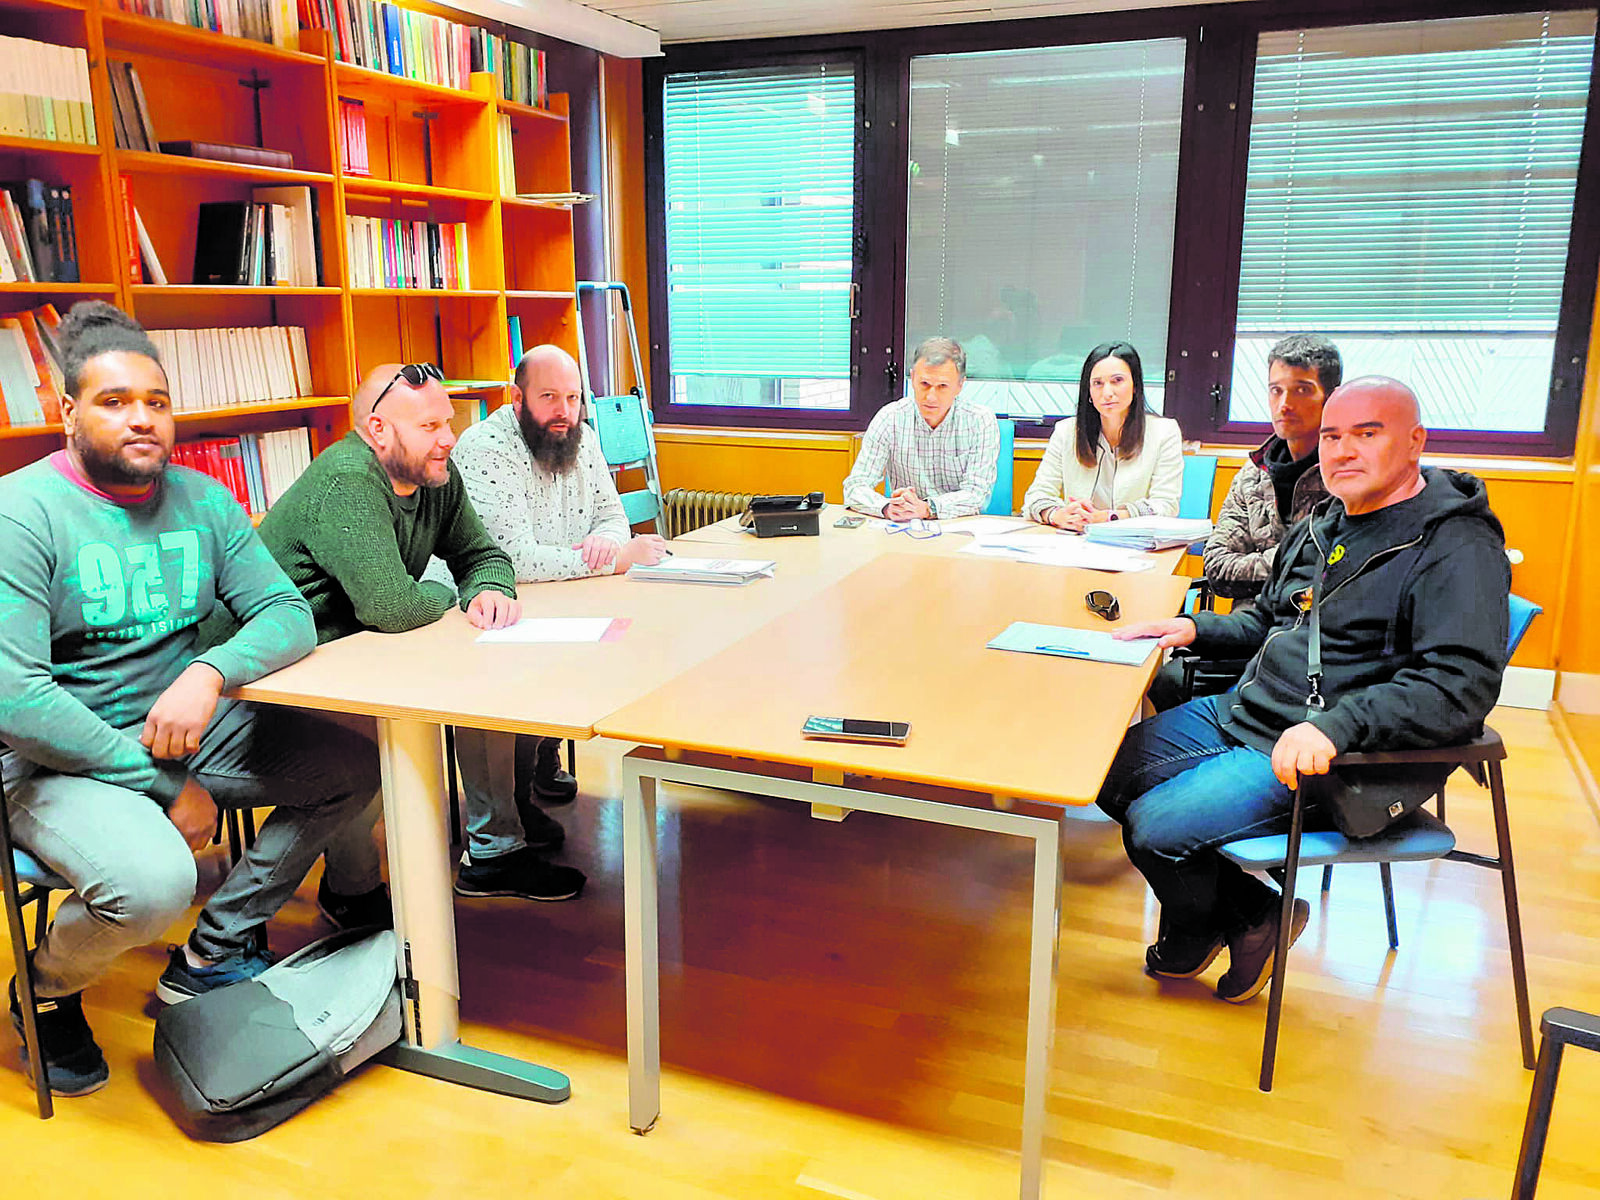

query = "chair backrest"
1179;454;1218;520
1507;594;1542;658
985;417;1016;516
587;393;665;533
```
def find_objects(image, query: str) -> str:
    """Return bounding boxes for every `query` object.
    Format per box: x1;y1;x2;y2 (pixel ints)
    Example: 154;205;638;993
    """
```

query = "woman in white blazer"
1022;340;1184;530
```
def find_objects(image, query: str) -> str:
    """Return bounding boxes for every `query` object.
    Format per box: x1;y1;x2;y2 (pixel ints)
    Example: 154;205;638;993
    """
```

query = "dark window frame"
644;0;1600;456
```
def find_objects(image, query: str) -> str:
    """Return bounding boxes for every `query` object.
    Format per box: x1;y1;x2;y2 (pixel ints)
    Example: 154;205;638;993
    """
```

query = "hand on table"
467;590;521;629
574;534;622;573
142;662;224;760
885;488;932;522
1047;499;1093;531
1113;617;1196;648
615;535;670;573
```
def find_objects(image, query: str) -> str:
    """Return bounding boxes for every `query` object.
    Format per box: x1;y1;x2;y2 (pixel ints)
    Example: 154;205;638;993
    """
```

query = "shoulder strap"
1306;556;1328;718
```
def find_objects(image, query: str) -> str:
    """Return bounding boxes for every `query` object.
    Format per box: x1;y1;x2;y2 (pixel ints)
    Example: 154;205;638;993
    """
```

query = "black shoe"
156;942;276;1005
1144;914;1226;979
318;877;393;931
9;979;109;1097
1215;897;1311;1004
513;800;566;852
454;847;585;902
531;738;578;805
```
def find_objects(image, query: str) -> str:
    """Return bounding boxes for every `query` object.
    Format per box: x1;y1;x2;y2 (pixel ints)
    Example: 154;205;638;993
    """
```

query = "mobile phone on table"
801;716;911;745
834;514;866;529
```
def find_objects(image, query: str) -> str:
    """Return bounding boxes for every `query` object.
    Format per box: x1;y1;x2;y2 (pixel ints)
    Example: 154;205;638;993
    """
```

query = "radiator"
661;489;754;538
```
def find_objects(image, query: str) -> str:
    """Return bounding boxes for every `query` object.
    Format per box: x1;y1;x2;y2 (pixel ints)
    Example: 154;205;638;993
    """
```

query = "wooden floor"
4;706;1599;1199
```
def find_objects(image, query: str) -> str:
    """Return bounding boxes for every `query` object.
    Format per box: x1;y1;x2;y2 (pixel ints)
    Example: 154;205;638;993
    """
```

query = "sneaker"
530;737;578;805
454;847;585;902
1215;897;1311;1004
156;943;276;1005
317;877;393;931
8;980;109;1097
513;798;567;852
1144;913;1225;979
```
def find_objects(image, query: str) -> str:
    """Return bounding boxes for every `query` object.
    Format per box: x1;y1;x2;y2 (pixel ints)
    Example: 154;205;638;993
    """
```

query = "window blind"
904;40;1185;416
661;63;856;382
1237;11;1596;332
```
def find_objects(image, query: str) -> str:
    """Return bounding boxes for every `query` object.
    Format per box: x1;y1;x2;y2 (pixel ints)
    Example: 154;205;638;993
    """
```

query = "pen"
662;548;674;556
1034;644;1091;657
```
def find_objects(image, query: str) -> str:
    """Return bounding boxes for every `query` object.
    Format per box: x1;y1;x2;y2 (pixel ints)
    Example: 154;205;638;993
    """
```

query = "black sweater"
1190;467;1511;755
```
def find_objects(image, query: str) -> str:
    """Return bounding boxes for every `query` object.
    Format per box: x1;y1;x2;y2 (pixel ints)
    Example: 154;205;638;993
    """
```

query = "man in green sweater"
255;363;584;907
0;303;379;1098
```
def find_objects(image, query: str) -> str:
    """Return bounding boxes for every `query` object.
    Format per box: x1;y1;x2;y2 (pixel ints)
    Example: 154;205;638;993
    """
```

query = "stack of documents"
987;621;1159;666
1084;516;1213;551
627;557;776;585
960;536;1154;573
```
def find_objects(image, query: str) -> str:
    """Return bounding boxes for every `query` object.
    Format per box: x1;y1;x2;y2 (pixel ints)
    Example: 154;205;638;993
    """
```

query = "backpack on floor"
153;927;402;1142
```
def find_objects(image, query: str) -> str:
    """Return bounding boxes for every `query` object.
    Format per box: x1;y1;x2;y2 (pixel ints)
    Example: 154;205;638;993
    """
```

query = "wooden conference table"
235;517;1188;1200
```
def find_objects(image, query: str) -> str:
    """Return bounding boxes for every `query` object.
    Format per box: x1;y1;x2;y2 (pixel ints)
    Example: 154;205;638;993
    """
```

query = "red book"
13;311;63;422
118;175;139;284
216;437;250;509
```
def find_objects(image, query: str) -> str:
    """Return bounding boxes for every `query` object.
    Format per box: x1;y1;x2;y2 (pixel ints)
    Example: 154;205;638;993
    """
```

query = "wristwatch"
1108;510;1120;521
927;498;939;520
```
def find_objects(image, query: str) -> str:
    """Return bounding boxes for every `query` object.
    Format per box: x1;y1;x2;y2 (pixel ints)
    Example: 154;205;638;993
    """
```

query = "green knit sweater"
257;432;516;644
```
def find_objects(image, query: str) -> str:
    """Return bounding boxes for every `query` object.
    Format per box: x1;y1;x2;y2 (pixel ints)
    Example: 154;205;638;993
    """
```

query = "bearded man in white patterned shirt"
842;337;1001;521
431;344;666;902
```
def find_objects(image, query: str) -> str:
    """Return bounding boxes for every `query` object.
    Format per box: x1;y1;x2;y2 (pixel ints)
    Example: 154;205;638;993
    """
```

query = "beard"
72;428;169;487
379;441;449;489
518;405;584;473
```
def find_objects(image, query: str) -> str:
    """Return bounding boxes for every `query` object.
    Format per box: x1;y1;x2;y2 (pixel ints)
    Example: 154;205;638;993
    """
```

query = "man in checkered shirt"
842;337;1001;521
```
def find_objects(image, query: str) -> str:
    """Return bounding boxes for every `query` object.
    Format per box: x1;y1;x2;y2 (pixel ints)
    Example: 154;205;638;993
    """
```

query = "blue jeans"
4;699;379;995
1096;694;1293;938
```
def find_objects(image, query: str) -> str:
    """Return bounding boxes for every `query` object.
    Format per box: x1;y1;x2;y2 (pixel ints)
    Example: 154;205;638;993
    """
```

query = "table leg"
623;757;661;1132
1021;817;1062;1200
373;716;570;1102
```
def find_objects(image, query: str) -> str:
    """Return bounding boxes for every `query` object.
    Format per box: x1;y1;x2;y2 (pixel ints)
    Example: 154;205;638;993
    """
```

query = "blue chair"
0;772;69;1118
1179;453;1218;521
1221;594;1542;1091
985;417;1016;516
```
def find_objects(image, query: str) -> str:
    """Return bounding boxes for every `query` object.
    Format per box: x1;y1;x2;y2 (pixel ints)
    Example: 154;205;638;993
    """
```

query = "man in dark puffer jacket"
1096;376;1510;1003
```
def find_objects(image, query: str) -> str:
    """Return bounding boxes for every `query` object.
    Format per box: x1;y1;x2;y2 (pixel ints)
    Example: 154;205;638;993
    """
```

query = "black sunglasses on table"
1085;589;1120;622
371;362;444;412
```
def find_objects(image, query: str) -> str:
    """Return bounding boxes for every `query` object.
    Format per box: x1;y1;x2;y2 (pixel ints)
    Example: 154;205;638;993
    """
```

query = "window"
660;62;857;411
904;39;1186;420
1231;11;1598;434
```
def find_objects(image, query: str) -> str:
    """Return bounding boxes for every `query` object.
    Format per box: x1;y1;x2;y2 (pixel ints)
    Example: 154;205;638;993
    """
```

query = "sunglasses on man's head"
371;362;444;412
1085;589;1120;622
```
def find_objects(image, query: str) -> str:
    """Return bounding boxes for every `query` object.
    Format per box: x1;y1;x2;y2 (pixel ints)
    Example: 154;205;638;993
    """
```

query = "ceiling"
579;0;1237;45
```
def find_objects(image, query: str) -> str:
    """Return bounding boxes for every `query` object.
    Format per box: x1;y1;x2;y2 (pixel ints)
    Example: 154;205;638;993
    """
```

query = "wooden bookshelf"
0;0;580;493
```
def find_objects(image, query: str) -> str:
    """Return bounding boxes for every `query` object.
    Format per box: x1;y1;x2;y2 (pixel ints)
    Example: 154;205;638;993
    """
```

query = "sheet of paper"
960;538;1156;573
987;621;1158;666
475;617;617;644
943;516;1033;537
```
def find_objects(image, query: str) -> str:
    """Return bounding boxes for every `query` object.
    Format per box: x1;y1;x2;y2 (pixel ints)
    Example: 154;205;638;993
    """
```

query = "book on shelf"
194;199;309;287
515;193;594;207
301;0;471;89
159;141;294;170
0;38;96;146
250;185;323;287
472;34;544;108
338;98;369;176
108;61;158;152
146;325;313;410
507;315;523;367
0;306;66;428
0;181;77;284
497;114;514;196
134;207;167;285
110;0;300;52
172;427;311;515
344;215;469;290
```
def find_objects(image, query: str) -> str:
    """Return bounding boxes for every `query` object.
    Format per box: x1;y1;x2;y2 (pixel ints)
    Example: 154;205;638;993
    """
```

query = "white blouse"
1022;414;1185;522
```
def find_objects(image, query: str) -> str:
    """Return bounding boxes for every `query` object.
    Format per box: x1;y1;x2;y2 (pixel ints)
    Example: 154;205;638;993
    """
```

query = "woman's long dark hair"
1074;341;1147;469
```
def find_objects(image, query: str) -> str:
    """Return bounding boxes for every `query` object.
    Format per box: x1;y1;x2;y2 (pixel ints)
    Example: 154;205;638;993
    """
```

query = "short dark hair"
59;301;162;397
1075;341;1148;468
910;336;966;380
1267;333;1342;398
